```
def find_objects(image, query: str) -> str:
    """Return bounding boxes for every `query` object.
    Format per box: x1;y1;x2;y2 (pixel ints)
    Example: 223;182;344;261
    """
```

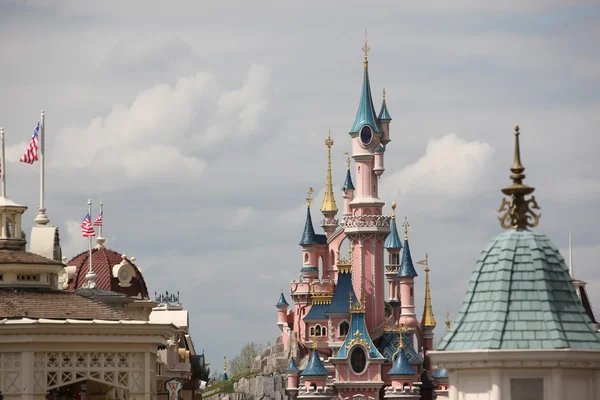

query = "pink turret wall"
351;239;386;332
352;157;376;199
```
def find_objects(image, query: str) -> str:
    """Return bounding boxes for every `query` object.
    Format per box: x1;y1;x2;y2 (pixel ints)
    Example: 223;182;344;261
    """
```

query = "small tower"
276;288;290;330
417;254;436;356
341;153;355;217
398;218;418;331
320;131;338;235
385;202;402;321
300;188;320;280
385;332;420;400
379;88;392;145
286;357;300;399
298;339;332;400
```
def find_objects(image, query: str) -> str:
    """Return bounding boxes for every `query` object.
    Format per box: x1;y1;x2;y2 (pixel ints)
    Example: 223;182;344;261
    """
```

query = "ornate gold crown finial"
498;125;541;230
398;324;408;349
361;28;370;65
402;217;410;240
391;201;396;219
344;152;351;170
445;311;451;332
306;187;314;207
325;129;334;148
350;292;366;313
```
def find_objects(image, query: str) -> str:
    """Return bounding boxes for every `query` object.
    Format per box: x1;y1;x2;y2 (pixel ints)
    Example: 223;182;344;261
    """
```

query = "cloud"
381;134;494;213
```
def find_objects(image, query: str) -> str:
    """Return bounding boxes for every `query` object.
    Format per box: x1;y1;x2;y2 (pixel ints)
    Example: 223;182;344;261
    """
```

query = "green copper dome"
437;229;600;351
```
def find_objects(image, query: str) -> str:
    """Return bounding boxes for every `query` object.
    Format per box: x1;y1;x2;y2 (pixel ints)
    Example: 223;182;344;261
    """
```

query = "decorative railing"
321;218;339;226
341;215;391;228
385;264;399;273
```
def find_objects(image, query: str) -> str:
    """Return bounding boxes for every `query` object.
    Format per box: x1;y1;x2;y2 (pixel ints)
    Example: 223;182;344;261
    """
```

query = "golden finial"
321;130;338;213
383;88;386;100
402;216;410;241
398;324;408;349
281;288;284;294
391;201;397;220
350;292;366;313
445;311;451;332
498;125;541;230
306;187;314;207
417;253;436;328
344;152;351;170
223;356;227;372
361;28;370;65
312;334;319;350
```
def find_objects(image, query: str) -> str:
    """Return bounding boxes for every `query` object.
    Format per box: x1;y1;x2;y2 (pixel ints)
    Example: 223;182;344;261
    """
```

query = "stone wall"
251;335;291;374
233;373;289;400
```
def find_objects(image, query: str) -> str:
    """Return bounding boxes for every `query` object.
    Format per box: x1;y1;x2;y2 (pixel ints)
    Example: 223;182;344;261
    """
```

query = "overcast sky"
1;0;600;370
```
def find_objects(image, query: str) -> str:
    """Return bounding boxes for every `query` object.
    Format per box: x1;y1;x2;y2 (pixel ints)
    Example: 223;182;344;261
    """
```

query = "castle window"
315;325;322;336
390;253;399;264
17;274;40;282
310;326;315;337
322;327;327;337
350;347;366;374
339;322;349;336
510;378;543;400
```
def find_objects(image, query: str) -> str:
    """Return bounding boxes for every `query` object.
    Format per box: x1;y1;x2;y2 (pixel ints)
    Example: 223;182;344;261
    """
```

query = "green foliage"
228;341;264;377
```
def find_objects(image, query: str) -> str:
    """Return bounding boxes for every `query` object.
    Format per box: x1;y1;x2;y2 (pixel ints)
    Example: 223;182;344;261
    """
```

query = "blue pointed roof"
378;98;392;121
276;292;289;307
326;271;357;314
299;207;319;245
349;63;382;134
398;239;418;277
301;350;328;376
303;303;329;320
334;308;384;359
385;218;403;249
437;230;600;351
374;144;385;153
221;372;228;381
287;357;299;371
388;347;416;376
343;169;355;192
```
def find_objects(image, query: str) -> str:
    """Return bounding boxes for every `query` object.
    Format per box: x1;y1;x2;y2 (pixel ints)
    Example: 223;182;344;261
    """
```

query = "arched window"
310;326;315;336
350;347;366;374
310;383;317;391
339;322;350;336
390;253;399;265
322;327;327;337
315;325;321;336
304;253;309;264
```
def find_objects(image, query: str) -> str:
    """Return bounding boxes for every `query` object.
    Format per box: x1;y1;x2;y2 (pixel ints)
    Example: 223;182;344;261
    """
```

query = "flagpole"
84;198;96;288
35;109;49;225
99;201;103;238
0;127;5;198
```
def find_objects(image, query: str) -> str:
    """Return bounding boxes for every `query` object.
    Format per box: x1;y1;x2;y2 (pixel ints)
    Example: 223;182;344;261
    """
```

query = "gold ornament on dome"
345;329;371;350
397;325;409;349
337;250;353;273
349;293;366;314
497;125;541;230
445;311;451;332
306;187;315;207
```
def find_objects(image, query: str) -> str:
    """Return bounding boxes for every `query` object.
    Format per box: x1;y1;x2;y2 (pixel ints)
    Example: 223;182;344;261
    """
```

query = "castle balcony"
341;215;391;234
385;264;399;279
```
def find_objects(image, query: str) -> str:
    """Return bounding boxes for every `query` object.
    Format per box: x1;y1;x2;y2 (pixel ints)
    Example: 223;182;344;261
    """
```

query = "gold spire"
402;216;410;240
320;130;338;213
391;201;396;220
417;253;436;328
498;125;541;230
445;311;451;332
361;29;370;66
223;356;227;372
397;325;408;349
344;152;351;170
306;187;314;207
312;334;319;350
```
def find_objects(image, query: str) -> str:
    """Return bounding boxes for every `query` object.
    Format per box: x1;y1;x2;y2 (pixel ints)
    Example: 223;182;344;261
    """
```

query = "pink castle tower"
275;35;440;400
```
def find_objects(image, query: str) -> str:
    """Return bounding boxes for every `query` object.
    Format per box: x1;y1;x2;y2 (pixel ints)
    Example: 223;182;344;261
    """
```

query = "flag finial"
95;201;105;249
0;127;5;198
82;199;96;288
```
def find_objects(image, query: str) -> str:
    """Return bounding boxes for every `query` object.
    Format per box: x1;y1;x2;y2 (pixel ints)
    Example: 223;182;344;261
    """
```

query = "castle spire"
417;253;436;328
320;130;338;213
498;125;541;230
299;188;319;245
378;88;392;121
350;31;382;134
342;152;355;191
384;201;402;249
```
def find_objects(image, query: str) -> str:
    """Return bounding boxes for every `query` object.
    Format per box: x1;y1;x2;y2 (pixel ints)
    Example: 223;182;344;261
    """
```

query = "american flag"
81;214;96;237
19;122;40;164
93;211;103;226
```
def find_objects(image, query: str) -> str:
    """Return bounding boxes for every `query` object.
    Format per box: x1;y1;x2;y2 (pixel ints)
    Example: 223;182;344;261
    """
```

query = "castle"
274;38;439;400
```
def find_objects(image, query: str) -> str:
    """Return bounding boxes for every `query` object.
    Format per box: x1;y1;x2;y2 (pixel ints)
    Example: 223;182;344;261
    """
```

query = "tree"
229;342;264;376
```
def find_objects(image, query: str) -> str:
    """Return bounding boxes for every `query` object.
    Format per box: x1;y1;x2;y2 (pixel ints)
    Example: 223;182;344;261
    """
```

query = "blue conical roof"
398;239;418;277
385;218;402;250
343;169;355;192
437;230;600;351
378;98;392;121
349;63;382;134
301;350;328;376
388;347;416;376
299;207;319;245
287;357;299;371
276;292;289;307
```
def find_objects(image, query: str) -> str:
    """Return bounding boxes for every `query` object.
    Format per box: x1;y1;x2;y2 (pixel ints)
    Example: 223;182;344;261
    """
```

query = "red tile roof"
67;247;149;299
0;288;129;320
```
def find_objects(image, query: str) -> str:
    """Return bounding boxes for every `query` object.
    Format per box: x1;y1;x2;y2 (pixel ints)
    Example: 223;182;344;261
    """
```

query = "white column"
490;369;501;400
20;351;34;400
448;370;458;400
551;369;563;400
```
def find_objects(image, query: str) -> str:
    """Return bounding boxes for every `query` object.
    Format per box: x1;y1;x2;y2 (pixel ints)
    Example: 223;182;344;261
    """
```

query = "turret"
397;218;418;329
341;154;355;217
300;189;320;280
378;88;392;145
298;340;332;400
276;289;290;329
384;336;419;400
374;144;385;177
320;131;338;235
286;357;300;399
385;202;402;320
418;254;436;358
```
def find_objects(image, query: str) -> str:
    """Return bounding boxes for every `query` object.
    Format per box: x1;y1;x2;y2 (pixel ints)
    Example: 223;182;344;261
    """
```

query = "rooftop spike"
569;228;574;279
95;200;106;249
445;311;451;332
498;125;541;230
378;88;392;121
417;254;436;328
300;188;320;245
320;130;338;213
342;152;355;191
350;32;382;134
398;217;417;278
385;201;402;249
